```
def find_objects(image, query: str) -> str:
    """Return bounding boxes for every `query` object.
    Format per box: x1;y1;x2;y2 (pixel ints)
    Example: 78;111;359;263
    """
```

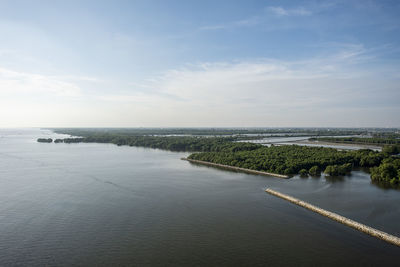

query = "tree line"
47;135;261;152
310;137;400;145
50;127;372;137
37;138;53;143
38;131;400;187
188;144;400;185
188;145;382;175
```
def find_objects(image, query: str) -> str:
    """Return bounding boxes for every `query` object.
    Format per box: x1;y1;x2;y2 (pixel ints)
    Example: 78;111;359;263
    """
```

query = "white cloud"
199;15;262;31
0;67;82;97
1;45;398;127
267;6;312;16
199;6;312;31
92;44;399;127
199;24;229;31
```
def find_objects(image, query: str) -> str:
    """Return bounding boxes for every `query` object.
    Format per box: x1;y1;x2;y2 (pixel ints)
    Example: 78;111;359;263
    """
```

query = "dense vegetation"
50;127;377;138
37;138;53;143
188;145;386;176
40;128;400;188
323;163;352;176
310;137;400;145
48;133;387;177
370;158;400;186
372;132;400;139
48;135;262;152
370;146;400;186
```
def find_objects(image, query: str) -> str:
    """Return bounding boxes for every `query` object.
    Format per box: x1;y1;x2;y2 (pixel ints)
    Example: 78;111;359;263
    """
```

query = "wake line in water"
311;183;331;193
0;150;143;197
61;169;144;197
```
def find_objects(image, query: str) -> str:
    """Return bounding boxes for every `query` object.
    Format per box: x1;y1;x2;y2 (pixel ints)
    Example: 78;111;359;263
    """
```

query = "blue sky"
0;0;399;127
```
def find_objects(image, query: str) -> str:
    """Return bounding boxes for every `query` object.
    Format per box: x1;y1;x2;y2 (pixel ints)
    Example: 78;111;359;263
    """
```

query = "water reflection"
324;175;346;183
372;180;400;191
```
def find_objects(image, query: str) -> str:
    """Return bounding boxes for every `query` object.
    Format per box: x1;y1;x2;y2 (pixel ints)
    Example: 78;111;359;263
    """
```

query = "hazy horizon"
2;126;399;130
1;0;399;128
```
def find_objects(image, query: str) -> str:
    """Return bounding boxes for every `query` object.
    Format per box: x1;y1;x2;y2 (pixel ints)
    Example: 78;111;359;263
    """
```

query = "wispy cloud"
1;43;398;127
94;44;399;127
0;67;82;97
267;6;312;17
199;16;262;31
199;24;229;31
199;5;313;31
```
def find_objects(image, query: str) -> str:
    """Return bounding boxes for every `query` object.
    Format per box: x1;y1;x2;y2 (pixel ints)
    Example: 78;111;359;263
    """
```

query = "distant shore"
288;140;382;151
182;158;289;179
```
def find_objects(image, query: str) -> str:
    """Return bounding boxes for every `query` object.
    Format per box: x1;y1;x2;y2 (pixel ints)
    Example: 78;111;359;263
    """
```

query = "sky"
0;0;399;127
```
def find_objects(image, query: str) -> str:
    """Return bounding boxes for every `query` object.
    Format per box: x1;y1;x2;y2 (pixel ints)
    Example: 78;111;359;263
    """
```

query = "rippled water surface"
0;129;399;266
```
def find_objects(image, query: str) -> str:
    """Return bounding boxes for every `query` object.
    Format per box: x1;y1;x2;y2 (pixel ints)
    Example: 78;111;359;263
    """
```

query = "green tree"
299;169;308;177
309;166;321;176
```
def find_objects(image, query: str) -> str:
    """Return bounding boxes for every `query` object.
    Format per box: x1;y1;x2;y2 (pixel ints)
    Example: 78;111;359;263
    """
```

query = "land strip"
265;188;400;247
182;158;289;178
287;140;382;151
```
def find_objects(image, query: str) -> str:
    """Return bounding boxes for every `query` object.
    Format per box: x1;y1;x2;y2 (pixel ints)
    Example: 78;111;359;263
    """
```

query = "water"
238;135;382;151
275;142;382;151
0;129;399;266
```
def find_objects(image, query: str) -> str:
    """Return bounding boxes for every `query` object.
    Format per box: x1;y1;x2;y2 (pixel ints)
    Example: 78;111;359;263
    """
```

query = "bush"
324;164;348;176
324;165;339;176
382;145;400;155
341;163;353;173
299;169;308;177
309;166;321;176
37;138;52;143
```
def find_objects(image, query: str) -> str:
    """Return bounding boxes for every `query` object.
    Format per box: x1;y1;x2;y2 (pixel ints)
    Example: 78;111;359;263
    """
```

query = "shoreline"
182;158;289;179
292;140;382;149
266;188;400;247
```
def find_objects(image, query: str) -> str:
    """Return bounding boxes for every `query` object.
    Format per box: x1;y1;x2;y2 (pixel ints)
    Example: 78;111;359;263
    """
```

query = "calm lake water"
0;129;399;266
239;136;382;151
